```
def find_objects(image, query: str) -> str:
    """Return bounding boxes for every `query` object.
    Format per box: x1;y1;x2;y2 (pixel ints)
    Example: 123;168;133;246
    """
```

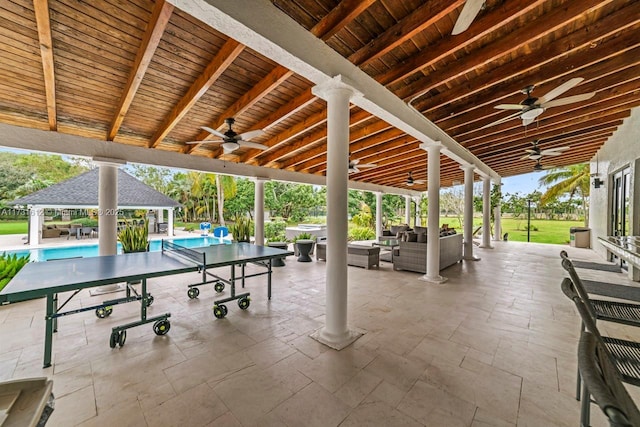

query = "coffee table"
373;239;400;262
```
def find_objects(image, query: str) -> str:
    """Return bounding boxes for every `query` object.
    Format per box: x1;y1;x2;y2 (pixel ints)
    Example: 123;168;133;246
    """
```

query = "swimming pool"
2;236;230;262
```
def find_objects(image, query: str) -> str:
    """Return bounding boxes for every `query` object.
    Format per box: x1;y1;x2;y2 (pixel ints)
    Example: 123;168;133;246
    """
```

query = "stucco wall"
589;106;640;260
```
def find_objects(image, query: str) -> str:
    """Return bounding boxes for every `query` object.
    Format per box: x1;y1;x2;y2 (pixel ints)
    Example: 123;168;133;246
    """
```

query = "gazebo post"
28;205;43;247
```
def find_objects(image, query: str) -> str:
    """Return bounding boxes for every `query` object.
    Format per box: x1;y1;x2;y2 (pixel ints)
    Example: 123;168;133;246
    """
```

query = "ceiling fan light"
521;107;544;120
222;142;239;152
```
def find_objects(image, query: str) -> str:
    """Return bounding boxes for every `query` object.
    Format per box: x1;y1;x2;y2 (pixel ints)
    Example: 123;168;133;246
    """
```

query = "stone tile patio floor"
1;240;639;426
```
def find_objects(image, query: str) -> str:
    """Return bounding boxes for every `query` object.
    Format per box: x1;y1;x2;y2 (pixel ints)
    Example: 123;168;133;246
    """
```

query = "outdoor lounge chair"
561;277;640;426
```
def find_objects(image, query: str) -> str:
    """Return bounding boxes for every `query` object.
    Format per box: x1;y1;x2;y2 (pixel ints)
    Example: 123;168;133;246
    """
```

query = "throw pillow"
417;232;427;243
406;232;418;242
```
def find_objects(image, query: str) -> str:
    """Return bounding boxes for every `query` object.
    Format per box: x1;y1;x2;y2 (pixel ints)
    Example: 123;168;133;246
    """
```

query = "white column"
28;206;43;247
157;209;164;224
97;163;119;256
310;76;362;350
462;164;479;261
480;177;493;249
420;142;447;283
404;195;411;226
168;208;175;237
375;192;383;240
254;178;265;245
93;159;124;294
493;180;502;241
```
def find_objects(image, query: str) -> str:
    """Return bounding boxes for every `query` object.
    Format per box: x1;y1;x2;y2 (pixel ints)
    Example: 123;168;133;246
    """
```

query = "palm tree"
216;175;237;226
538;163;590;226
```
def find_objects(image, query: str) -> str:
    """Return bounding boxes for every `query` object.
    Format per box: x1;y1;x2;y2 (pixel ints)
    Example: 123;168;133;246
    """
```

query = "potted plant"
230;215;252;243
118;219;149;253
293;232;316;256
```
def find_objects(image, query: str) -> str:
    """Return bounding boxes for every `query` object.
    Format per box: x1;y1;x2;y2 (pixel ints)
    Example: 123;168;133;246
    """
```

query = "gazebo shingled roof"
10;169;179;209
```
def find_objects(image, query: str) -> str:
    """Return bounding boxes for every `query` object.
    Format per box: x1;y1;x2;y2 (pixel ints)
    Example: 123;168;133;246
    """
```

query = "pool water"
2;236;230;262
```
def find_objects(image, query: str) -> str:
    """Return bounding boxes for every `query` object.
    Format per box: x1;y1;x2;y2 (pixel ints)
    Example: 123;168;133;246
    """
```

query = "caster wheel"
214;282;225;293
96;307;107;318
213;304;227;319
153;320;171;335
146;295;154;307
109;331;118;348
187;288;200;299
238;297;250;310
118;330;127;347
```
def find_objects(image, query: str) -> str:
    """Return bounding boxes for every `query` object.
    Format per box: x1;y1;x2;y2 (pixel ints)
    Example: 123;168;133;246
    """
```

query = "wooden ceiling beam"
279;123;400;170
419;5;640;120
149;38;245;149
252;107;368;166
33;0;56;131
310;0;376;40
108;0;173;141
374;0;546;86
348;0;464;66
395;0;613;101
304;135;416;174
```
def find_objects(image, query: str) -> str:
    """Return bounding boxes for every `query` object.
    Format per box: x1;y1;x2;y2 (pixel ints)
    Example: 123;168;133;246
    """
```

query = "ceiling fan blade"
480;111;522;129
238;140;268;150
357;163;377;168
495;104;525;110
520;154;534;160
200;126;227;139
522;116;536;126
524;149;537;154
538;77;583;103
239;129;265;140
540;146;570;155
349;166;360;174
452;0;484;35
541;92;596;108
415;179;426;184
185;139;223;145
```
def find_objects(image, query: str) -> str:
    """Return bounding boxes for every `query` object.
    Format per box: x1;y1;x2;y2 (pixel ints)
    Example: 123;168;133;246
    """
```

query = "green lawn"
499;217;585;244
0;221;28;235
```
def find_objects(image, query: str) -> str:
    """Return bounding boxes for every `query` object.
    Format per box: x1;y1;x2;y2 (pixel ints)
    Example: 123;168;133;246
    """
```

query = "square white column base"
310;327;365;350
419;274;448;284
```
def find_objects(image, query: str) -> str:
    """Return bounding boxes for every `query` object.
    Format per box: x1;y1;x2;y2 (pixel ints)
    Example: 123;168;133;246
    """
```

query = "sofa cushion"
406;232;418;242
390;224;410;235
416;232;427;243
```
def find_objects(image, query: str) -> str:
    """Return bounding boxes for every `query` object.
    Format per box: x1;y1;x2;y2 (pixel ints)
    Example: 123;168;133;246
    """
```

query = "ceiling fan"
532;158;555;172
405;171;426;187
348;155;377;174
520;140;570;161
186;118;267;153
452;0;484;35
482;77;596;128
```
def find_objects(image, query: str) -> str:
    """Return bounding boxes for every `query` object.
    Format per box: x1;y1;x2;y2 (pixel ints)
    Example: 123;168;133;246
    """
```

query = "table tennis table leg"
241;263;245;288
268;259;272;300
43;294;55;368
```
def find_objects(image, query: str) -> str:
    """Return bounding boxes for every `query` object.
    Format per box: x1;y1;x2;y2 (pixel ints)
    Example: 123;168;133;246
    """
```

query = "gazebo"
10;168;179;247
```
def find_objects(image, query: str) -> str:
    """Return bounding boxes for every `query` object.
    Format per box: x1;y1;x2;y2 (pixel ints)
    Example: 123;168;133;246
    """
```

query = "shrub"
0;252;30;292
265;220;287;243
292;232;315;242
348;226;375;241
71;217;99;227
230;215;252;242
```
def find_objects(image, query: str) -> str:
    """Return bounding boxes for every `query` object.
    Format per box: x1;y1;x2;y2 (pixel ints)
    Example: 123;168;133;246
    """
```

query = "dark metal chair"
560;251;640;400
561;277;640;426
578;330;640;427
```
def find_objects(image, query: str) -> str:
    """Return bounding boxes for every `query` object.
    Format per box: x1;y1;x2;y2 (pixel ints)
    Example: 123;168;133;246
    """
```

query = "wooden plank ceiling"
0;0;638;190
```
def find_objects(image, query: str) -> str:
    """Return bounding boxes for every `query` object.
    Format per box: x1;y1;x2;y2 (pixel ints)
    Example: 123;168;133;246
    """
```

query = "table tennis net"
162;240;205;266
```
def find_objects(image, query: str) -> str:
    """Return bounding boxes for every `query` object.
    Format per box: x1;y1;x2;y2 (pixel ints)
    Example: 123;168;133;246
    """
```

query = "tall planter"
118;219;149;253
230;215;252;243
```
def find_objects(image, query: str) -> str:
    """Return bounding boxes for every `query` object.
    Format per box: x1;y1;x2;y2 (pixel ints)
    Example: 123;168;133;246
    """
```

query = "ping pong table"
0;241;293;368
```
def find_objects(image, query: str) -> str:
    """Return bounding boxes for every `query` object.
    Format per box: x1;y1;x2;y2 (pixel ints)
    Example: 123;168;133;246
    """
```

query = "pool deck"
0;229;195;253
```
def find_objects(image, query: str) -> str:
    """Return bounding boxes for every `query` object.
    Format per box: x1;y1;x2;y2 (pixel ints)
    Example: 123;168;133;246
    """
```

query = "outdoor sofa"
392;233;463;273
